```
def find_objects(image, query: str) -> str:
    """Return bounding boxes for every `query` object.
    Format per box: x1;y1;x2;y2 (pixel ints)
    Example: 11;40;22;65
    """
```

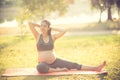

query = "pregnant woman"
29;20;106;73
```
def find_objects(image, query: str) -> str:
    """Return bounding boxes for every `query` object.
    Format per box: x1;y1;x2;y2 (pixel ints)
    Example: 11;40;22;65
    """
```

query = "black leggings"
36;58;82;73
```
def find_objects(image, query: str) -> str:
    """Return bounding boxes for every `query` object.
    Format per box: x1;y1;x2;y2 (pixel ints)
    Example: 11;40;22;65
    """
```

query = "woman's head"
40;20;51;35
41;20;51;27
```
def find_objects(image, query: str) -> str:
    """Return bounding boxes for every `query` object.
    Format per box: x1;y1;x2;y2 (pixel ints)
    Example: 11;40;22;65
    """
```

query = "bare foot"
96;61;106;72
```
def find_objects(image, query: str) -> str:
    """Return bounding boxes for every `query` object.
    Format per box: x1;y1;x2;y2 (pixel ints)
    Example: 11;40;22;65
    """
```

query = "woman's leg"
36;62;68;73
81;61;106;71
36;62;49;73
37;60;106;73
48;58;82;70
48;58;106;71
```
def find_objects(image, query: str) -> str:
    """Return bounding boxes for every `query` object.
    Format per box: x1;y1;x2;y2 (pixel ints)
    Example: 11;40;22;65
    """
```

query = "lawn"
0;34;120;80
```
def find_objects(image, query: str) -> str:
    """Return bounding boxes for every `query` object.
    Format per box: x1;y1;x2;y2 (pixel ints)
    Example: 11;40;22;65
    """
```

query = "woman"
29;20;106;73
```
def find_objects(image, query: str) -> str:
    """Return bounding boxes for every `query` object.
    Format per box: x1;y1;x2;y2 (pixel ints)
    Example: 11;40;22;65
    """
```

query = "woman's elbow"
63;29;67;33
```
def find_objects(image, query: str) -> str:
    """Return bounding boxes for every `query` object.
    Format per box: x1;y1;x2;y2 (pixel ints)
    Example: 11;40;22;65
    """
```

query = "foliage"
20;0;68;20
0;0;20;23
116;0;120;9
90;0;118;22
0;0;19;7
91;0;106;22
116;0;120;17
16;0;68;35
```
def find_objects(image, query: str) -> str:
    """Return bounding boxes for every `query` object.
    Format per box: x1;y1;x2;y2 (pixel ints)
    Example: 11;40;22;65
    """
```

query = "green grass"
0;34;120;80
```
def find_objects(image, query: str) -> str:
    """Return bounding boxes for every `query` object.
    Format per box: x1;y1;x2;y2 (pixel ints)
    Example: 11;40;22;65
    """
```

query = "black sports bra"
37;34;54;51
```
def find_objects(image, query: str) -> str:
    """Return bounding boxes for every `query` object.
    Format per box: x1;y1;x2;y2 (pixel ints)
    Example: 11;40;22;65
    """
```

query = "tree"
0;0;20;23
91;0;106;23
16;0;68;35
91;0;116;22
20;0;68;20
103;0;115;21
116;0;120;18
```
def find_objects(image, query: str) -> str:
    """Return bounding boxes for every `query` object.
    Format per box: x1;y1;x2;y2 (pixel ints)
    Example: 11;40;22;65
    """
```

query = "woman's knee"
36;62;49;73
71;63;82;70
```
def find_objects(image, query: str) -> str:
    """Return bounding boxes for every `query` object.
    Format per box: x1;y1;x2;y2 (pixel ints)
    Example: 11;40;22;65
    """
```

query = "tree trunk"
99;9;102;23
118;8;120;19
18;20;24;36
107;6;112;21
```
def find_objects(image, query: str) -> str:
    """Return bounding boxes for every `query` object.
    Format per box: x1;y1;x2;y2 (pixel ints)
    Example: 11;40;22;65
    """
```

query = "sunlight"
50;12;108;25
0;20;18;27
0;14;100;27
0;11;118;27
0;0;119;27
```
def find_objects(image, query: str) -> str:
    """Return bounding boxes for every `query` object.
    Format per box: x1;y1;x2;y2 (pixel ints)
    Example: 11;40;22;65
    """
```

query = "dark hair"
41;20;51;35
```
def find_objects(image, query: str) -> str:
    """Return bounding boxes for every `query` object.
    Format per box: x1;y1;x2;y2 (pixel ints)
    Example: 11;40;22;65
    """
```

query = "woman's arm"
28;22;40;40
52;27;67;40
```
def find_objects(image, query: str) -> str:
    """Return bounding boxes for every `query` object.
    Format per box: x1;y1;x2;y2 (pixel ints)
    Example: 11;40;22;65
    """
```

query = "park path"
0;30;120;36
65;30;120;36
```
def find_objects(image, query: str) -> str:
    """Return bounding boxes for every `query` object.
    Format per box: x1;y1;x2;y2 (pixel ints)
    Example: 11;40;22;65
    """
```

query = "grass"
0;34;120;80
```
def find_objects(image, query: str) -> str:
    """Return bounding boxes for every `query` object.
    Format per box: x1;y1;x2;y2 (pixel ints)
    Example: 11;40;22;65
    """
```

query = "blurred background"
0;0;120;35
0;0;120;80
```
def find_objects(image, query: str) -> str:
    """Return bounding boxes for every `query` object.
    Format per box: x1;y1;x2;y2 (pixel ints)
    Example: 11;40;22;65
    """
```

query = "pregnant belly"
38;52;56;64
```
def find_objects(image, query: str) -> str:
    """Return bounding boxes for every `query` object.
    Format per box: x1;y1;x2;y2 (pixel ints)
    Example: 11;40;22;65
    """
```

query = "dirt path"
65;30;120;36
0;30;120;36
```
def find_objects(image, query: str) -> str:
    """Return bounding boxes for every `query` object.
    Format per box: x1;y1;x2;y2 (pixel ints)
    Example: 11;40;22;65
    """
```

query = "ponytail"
48;28;51;35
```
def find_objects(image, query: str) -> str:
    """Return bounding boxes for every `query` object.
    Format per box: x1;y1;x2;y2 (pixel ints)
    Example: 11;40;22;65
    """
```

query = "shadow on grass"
0;35;28;51
23;75;72;80
23;76;56;80
22;75;101;80
108;59;120;80
0;43;8;51
23;75;93;80
0;63;6;75
0;75;75;80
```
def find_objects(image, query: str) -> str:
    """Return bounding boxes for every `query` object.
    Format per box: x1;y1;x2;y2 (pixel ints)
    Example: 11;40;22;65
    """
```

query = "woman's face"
40;21;49;34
